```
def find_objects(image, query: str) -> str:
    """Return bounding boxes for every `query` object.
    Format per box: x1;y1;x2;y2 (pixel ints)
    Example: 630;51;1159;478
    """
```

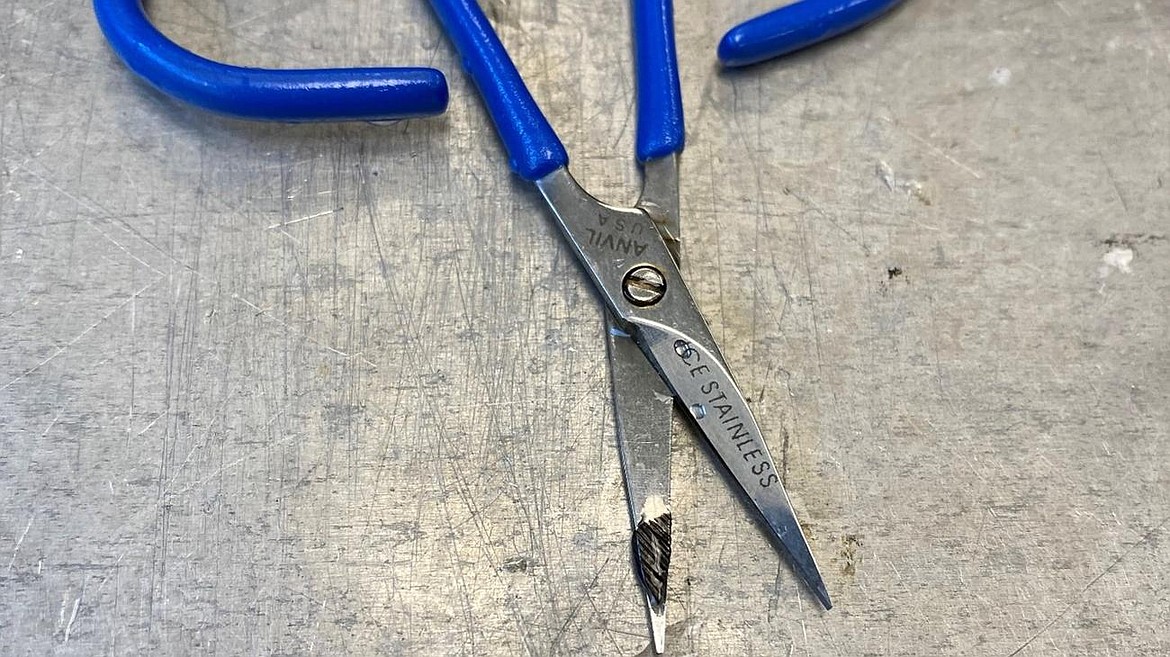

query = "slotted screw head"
623;265;667;306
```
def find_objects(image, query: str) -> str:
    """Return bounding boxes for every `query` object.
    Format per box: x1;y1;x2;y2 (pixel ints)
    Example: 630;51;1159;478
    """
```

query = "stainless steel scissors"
95;0;900;651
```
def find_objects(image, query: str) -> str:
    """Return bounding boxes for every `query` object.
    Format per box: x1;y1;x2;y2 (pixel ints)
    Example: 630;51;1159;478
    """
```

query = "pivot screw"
623;266;667;306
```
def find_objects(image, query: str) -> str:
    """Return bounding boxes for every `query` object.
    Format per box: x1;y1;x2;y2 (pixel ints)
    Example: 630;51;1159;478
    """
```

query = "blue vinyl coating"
427;0;568;181
633;0;685;162
94;0;448;121
718;0;903;68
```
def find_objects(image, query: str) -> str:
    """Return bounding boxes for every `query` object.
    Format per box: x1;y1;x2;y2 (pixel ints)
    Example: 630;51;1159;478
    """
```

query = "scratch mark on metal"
1;279;160;391
62;593;81;644
267;207;341;229
6;518;32;572
1007;514;1170;656
884;119;985;180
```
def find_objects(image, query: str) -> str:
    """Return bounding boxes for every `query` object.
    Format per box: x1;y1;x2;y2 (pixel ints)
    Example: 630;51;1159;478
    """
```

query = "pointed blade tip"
768;520;833;611
801;567;832;610
648;600;666;654
816;585;833;610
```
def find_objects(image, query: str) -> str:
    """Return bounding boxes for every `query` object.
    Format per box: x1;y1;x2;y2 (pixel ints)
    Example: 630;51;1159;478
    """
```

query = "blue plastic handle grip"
427;0;568;181
718;0;903;68
633;0;685;162
94;0;448;121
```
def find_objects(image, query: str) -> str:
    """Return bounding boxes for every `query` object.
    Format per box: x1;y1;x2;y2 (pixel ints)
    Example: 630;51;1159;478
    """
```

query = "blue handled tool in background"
94;0;900;652
94;0;449;120
719;0;904;67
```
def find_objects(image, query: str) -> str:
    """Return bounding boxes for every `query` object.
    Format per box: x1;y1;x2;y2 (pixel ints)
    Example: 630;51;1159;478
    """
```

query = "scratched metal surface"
2;0;1169;655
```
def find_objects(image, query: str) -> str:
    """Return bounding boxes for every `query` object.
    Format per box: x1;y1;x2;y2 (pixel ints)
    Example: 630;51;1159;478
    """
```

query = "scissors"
95;0;899;652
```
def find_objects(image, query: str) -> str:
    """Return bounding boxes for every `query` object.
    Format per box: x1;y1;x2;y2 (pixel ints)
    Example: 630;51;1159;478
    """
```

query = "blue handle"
94;0;448;121
718;0;903;68
427;0;568;181
633;0;685;162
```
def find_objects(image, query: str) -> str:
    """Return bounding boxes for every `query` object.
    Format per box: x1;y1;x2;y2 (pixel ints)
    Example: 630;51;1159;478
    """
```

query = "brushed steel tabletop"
2;1;1168;655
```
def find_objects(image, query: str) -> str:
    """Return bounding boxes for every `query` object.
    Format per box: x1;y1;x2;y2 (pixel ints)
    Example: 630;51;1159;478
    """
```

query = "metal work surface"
2;0;1168;655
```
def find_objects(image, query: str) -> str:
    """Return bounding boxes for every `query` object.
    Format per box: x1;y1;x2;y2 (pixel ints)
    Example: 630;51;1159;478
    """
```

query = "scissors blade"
607;312;673;653
630;316;832;609
536;167;831;609
606;152;680;653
